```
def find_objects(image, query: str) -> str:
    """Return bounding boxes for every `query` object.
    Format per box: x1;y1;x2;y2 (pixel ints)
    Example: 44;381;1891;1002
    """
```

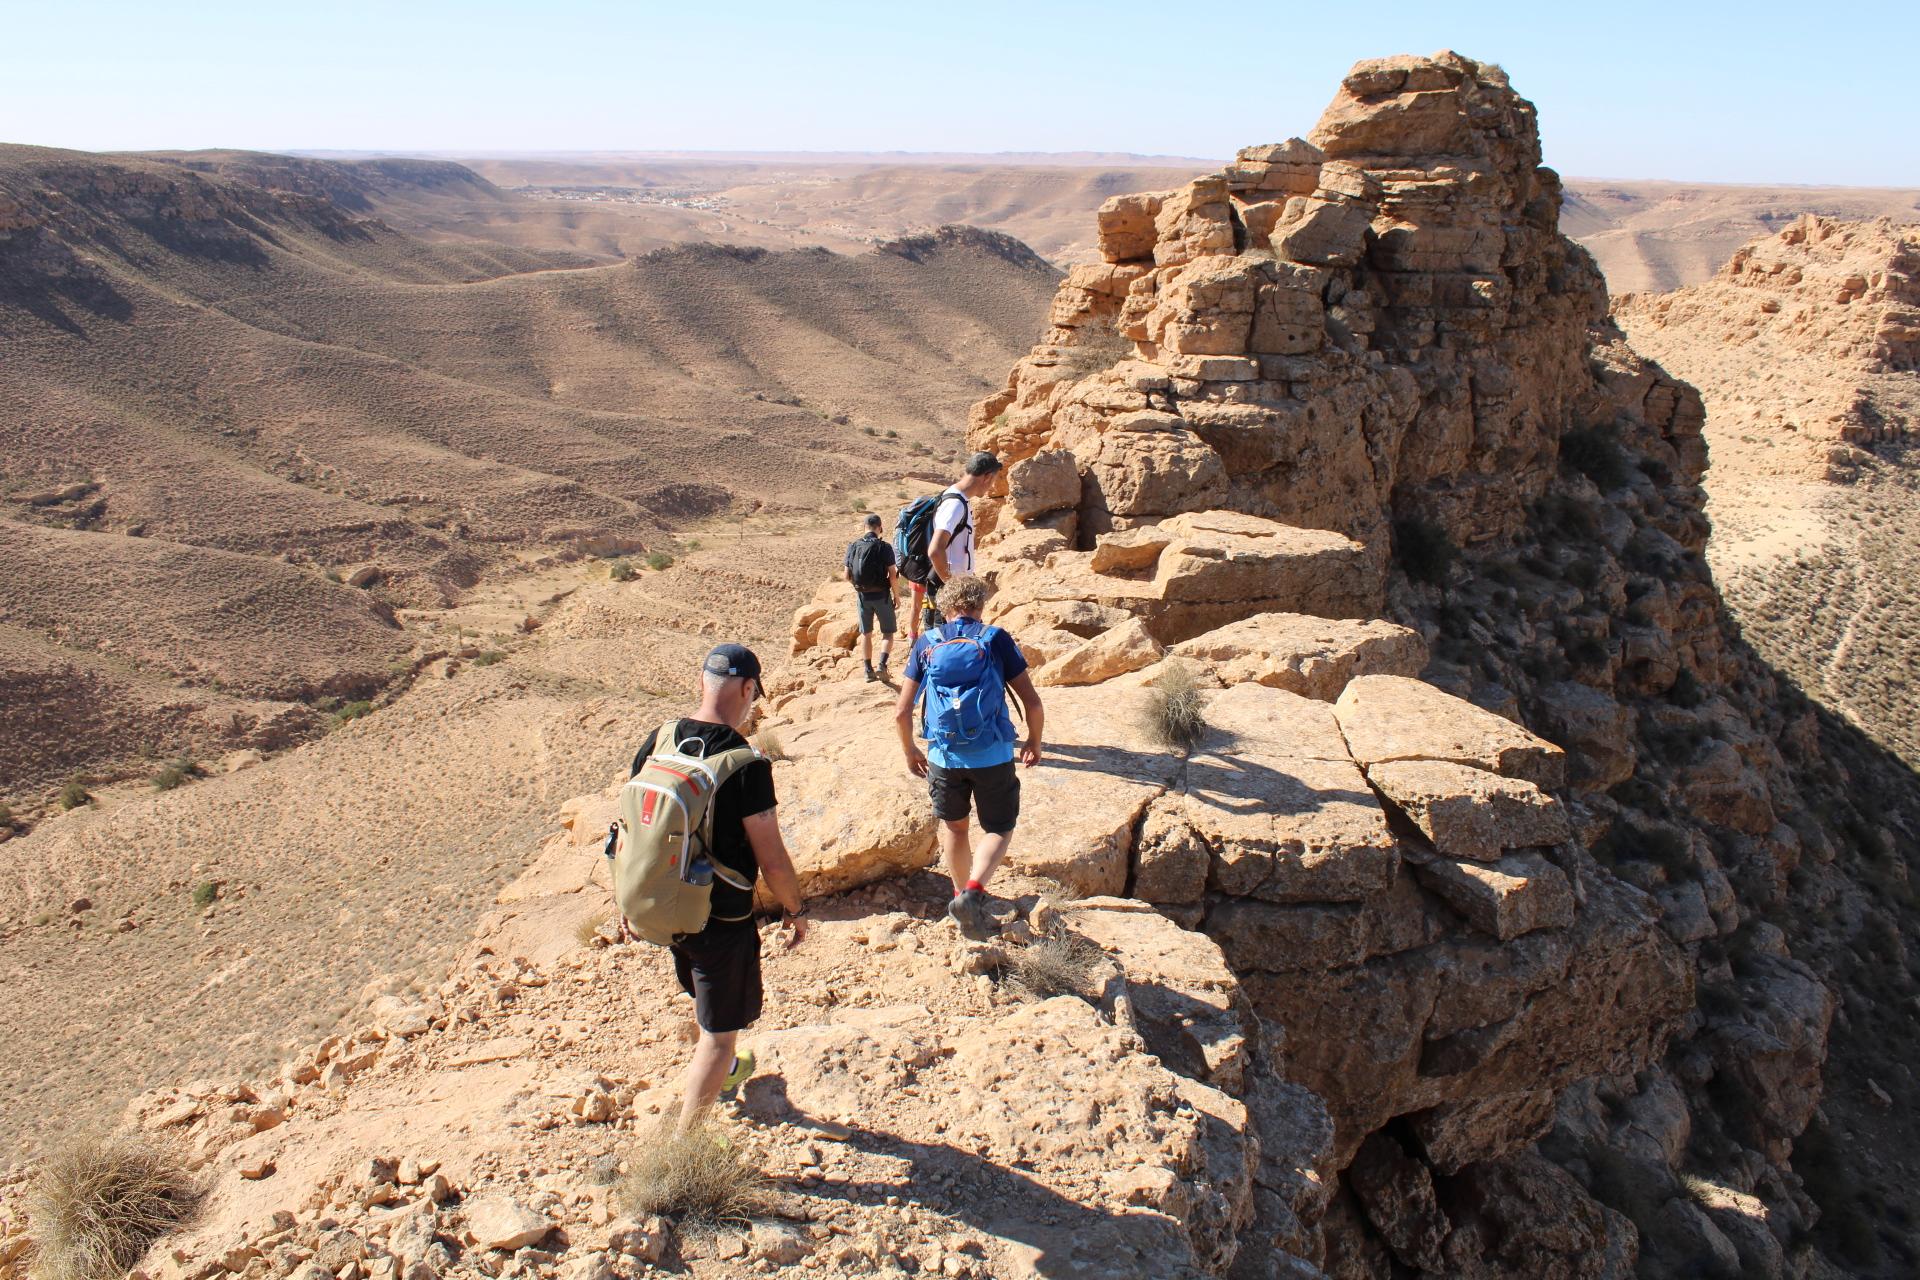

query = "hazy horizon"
4;0;1918;186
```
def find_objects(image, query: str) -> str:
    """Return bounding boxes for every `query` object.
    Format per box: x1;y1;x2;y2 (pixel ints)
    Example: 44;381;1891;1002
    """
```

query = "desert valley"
3;43;1920;1280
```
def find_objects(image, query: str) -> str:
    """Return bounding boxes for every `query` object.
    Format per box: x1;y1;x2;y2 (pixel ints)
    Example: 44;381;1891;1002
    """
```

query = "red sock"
965;880;983;893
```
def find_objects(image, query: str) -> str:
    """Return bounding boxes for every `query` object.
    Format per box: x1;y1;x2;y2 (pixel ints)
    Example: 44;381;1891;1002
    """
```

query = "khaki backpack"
612;720;763;945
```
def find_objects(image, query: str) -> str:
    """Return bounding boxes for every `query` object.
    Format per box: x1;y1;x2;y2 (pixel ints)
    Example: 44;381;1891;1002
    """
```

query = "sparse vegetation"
150;760;202;792
616;1121;771;1233
1139;663;1207;751
27;1139;197;1280
754;731;789;762
323;568;343;584
191;881;218;908
472;650;506;667
608;559;636;582
58;780;93;811
852;498;868;512
644;552;674;572
1009;934;1102;1000
333;700;373;725
1392;515;1455;586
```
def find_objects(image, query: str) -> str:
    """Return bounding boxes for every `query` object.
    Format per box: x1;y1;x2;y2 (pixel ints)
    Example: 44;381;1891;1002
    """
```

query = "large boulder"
1365;759;1572;860
1335;676;1568;789
1172;613;1427;700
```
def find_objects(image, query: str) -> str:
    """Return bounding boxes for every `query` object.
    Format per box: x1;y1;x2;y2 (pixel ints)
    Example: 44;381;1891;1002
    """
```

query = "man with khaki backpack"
613;643;808;1131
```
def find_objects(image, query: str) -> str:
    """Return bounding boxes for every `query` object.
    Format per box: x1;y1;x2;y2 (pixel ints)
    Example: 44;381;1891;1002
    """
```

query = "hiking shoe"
947;888;996;941
863;660;877;682
718;1049;755;1102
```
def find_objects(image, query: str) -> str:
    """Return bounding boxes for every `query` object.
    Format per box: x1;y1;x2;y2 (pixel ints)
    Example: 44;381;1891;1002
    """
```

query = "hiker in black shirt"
844;512;899;682
629;643;807;1131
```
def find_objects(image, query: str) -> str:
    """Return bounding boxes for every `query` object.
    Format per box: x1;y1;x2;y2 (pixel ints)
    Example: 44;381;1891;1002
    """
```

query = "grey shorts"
857;591;896;636
929;760;1020;835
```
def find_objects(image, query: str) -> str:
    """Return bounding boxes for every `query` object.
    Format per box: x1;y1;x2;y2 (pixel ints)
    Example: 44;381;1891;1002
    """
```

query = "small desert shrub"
644;551;675;572
150;760;201;792
58;780;92;811
684;539;703;552
1392;516;1455;586
473;650;506;667
885;429;899;440
0;803;14;829
1669;667;1704;709
754;731;789;762
608;559;636;582
1564;635;1610;669
1562;555;1603;592
1560;426;1633;491
28;1139;197;1280
333;700;373;725
1009;934;1102;1000
1139;663;1207;751
617;1121;770;1233
852;497;868;512
191;881;218;908
323;568;343;584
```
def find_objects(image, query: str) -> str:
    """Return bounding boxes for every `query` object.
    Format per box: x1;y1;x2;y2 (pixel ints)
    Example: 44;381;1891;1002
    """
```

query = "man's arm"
1008;670;1045;766
893;677;928;777
743;809;808;946
928;527;956;581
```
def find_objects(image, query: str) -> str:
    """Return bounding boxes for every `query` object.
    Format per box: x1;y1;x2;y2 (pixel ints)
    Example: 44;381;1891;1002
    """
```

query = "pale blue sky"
2;0;1914;184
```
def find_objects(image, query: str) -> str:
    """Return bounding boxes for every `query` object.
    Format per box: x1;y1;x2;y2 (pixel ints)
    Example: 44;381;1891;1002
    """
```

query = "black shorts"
929;760;1021;835
670;916;762;1034
857;591;896;636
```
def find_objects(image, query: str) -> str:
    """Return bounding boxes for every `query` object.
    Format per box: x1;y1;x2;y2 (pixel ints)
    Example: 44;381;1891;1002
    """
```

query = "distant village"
515;185;728;210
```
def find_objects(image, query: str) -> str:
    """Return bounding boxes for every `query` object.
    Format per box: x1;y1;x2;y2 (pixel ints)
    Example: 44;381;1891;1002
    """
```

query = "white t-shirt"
933;489;972;576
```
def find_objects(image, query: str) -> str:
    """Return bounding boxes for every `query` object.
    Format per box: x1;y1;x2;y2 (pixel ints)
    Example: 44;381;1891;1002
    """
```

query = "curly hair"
937;572;993;618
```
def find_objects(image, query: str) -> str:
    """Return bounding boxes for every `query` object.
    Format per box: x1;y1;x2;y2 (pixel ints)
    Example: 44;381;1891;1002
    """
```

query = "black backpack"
846;536;892;592
894;488;966;585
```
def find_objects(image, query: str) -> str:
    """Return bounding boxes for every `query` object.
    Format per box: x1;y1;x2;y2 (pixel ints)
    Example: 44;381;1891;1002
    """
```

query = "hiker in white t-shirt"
922;451;1002;629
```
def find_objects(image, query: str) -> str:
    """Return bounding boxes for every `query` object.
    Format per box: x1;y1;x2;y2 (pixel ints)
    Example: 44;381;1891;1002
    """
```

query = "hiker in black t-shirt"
844;512;898;683
629;643;808;1131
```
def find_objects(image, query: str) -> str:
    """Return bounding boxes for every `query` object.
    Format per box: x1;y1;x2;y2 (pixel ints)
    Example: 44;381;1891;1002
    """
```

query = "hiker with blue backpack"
612;644;809;1131
844;512;899;683
891;571;1045;939
892;451;1002;635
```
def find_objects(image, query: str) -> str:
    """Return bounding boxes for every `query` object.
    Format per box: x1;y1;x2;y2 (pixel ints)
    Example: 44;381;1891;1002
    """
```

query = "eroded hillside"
1616;215;1920;768
0;145;1059;801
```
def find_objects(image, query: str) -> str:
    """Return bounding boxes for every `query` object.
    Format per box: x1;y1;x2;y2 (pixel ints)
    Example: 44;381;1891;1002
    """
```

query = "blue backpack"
918;622;1012;749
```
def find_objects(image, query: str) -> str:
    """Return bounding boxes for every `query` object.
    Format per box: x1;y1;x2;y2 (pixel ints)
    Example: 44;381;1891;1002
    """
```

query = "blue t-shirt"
904;618;1029;768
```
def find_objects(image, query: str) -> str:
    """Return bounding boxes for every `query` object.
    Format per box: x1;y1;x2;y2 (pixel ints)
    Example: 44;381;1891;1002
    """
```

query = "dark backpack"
894;488;967;585
847;536;892;592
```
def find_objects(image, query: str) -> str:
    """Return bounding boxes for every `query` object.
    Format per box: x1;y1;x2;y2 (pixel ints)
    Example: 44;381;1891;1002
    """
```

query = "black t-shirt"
845;532;896;598
630;719;777;920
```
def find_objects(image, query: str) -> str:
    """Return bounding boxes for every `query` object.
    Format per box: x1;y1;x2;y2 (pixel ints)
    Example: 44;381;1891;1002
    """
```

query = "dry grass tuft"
754;731;789;763
616;1121;771;1234
1139;662;1207;751
1009;934;1103;1000
27;1139;196;1280
575;906;612;946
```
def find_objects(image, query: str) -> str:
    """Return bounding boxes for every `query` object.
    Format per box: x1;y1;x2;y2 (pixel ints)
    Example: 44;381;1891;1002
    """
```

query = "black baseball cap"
703;643;764;698
964;450;1003;476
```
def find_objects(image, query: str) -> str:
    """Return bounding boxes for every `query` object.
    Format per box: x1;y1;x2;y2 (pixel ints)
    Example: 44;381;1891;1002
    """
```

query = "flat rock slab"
1411;852;1575;941
1334;676;1567;789
1365;759;1571;860
1173;613;1427;701
1199;682;1357;762
1010;686;1187;896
